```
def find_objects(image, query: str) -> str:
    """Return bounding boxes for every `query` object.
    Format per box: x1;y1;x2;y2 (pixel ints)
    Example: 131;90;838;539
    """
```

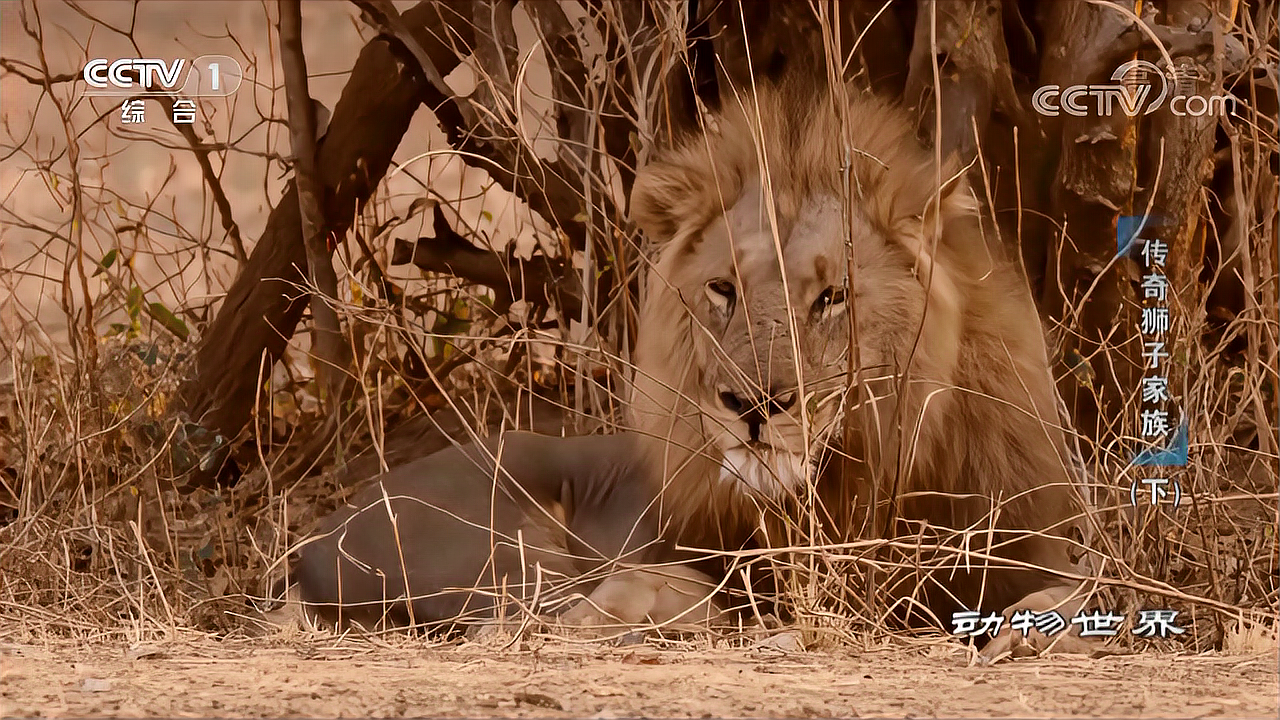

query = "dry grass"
0;0;1276;664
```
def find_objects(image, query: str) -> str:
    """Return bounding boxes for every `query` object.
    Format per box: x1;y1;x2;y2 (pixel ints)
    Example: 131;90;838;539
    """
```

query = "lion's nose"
718;387;798;442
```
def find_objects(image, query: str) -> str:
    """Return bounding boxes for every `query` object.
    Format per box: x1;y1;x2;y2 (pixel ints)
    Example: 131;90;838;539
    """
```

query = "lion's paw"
554;566;723;638
556;600;615;635
977;585;1100;664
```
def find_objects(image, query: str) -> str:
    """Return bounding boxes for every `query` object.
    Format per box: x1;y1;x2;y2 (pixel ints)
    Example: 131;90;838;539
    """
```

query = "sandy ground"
2;634;1276;719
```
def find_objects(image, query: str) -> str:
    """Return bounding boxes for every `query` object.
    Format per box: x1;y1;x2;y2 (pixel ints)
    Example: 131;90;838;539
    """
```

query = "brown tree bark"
176;1;472;484
391;208;583;320
904;0;1024;165
1036;0;1144;444
1144;0;1235;298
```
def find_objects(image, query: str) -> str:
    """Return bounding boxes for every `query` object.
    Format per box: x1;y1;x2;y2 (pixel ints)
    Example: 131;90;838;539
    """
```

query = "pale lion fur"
627;78;1092;616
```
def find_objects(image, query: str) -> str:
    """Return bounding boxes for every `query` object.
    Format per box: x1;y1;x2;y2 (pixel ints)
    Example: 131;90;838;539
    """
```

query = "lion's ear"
927;153;992;264
932;153;980;223
630;153;715;244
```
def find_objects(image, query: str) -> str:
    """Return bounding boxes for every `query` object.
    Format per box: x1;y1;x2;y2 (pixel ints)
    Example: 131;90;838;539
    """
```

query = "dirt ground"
2;632;1276;719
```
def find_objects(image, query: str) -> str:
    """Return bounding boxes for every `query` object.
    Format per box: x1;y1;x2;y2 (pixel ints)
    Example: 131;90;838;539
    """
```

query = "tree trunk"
1037;0;1143;444
176;1;471;485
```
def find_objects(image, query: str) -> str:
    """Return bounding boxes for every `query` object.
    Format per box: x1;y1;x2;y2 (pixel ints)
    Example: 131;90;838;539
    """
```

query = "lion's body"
628;79;1092;624
293;432;719;631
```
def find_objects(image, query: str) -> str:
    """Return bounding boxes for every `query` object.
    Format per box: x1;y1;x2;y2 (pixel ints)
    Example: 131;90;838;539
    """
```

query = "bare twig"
152;94;249;265
278;0;349;408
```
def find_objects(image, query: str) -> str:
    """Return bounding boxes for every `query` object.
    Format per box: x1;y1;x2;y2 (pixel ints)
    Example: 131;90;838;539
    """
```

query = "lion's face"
629;84;974;503
670;182;850;496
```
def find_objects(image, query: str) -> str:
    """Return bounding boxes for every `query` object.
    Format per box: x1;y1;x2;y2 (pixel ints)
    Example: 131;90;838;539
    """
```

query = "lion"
624;76;1097;659
290;77;1097;660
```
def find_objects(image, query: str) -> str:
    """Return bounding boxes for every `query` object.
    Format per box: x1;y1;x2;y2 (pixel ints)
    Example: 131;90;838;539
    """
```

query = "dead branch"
177;1;474;487
391;207;583;320
367;1;594;251
278;0;349;410
151;95;248;266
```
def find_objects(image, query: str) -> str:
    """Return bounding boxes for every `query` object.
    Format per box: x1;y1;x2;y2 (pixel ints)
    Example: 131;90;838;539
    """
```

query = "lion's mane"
626;78;1090;613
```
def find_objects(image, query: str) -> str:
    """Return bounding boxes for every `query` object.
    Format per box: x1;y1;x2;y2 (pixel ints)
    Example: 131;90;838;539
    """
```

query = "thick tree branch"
352;0;454;90
527;1;592;176
391;207;583;320
177;1;472;487
363;0;593;250
470;0;518;104
1037;0;1142;445
904;0;1024;164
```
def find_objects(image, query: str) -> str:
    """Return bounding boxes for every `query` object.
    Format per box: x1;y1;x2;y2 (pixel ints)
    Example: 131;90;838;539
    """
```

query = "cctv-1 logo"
82;55;242;97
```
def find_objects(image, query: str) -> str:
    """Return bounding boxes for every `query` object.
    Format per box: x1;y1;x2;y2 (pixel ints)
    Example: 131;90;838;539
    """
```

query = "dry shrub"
0;0;1275;652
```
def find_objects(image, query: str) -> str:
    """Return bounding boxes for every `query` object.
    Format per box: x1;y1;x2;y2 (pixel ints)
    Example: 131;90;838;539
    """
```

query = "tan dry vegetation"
0;1;1278;717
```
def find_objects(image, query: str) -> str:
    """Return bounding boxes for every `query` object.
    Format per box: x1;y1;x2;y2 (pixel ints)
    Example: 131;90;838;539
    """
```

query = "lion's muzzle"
718;444;811;498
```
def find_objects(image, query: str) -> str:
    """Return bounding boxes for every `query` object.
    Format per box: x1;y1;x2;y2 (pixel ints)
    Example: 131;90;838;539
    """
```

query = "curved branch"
392;207;583;320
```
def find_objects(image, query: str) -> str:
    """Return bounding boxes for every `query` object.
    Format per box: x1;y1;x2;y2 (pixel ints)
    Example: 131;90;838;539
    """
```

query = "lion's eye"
705;278;736;313
812;285;847;316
